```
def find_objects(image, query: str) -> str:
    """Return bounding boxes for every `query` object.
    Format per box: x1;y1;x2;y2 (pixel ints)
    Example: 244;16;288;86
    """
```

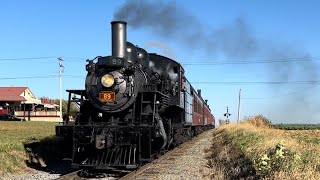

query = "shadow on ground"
23;136;75;175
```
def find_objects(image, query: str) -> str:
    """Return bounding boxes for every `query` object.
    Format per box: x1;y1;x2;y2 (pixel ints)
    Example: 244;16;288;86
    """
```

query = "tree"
219;119;226;126
39;97;78;116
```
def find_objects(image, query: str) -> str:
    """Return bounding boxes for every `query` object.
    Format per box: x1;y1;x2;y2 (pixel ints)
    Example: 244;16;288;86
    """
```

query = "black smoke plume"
114;0;258;59
114;0;319;123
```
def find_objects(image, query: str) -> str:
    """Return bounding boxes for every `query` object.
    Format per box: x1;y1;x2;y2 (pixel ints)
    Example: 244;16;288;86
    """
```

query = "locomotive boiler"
56;21;215;171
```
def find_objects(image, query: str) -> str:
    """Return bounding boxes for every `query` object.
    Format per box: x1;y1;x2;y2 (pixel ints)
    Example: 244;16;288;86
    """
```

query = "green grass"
0;121;58;175
227;127;266;152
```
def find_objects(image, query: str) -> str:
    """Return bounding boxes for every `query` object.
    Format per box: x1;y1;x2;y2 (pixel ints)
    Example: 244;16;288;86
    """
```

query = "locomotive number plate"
99;92;115;102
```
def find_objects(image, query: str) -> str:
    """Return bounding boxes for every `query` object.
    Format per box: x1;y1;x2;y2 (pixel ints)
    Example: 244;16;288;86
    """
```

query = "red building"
0;87;61;121
0;87;29;115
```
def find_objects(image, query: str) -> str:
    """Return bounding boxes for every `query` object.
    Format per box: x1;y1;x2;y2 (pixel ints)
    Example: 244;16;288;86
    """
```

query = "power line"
190;81;320;85
182;57;320;65
242;83;320;99
0;56;87;62
63;56;88;59
0;56;57;61
0;75;57;80
63;75;84;78
0;75;84;80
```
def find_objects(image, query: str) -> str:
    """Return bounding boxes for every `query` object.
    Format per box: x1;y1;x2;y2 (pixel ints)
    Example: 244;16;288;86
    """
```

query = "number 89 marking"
112;59;122;65
104;94;111;100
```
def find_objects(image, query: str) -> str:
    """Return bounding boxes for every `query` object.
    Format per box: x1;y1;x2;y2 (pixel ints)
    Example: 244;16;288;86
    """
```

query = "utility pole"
58;57;64;122
237;89;241;124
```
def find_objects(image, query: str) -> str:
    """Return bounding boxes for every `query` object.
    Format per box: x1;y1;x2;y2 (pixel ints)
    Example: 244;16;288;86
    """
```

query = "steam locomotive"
56;21;215;171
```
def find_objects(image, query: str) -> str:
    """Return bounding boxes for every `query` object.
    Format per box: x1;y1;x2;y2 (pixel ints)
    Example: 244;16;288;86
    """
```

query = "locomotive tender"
56;21;215;171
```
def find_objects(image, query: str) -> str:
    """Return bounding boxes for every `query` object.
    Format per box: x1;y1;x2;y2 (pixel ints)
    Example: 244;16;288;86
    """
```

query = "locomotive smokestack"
111;21;127;58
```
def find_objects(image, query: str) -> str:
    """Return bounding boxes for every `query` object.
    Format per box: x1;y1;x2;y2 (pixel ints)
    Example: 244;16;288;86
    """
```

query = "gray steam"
167;65;178;82
114;0;319;123
148;61;162;74
149;61;178;84
144;42;177;60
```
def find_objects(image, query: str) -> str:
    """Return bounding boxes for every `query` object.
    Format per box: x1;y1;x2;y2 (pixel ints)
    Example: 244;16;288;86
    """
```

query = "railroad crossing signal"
224;106;231;124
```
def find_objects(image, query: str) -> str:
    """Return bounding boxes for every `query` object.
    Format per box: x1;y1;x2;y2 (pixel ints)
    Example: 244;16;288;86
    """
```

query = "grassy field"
206;116;320;179
0;121;58;175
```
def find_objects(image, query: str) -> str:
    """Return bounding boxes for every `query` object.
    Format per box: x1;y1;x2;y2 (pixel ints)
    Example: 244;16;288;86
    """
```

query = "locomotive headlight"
101;74;115;88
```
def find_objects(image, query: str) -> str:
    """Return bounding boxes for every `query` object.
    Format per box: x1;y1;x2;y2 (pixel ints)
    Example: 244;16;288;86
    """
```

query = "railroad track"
120;130;212;180
56;170;86;180
55;130;212;180
55;170;82;180
55;169;121;180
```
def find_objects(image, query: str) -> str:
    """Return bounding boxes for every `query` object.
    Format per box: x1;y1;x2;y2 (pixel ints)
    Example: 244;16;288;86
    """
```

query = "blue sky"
1;0;320;124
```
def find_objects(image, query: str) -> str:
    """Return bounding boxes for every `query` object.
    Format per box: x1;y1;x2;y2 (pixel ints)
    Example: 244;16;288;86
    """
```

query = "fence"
15;111;61;117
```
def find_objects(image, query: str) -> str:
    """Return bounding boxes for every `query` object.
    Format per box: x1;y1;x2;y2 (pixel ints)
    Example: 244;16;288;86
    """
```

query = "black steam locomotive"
56;21;214;171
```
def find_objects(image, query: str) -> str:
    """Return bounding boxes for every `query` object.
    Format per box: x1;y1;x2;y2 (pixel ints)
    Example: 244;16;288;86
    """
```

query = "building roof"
43;103;59;108
0;87;27;95
0;95;26;101
0;87;28;102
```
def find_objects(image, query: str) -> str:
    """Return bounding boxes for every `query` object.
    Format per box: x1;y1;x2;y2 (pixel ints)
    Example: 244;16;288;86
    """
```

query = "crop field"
273;124;320;130
0;121;58;175
206;117;320;179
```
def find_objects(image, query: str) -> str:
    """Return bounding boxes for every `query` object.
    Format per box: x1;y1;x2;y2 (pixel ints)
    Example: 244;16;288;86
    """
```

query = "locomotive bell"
111;21;127;59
